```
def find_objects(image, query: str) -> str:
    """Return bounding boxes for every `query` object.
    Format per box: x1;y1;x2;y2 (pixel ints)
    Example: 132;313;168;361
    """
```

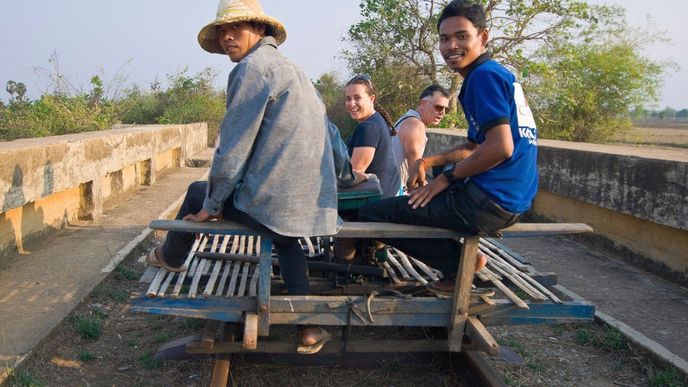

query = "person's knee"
188;181;206;194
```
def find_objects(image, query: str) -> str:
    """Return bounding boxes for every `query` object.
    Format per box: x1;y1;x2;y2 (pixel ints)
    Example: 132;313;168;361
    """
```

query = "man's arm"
199;65;270;220
408;124;513;208
398;119;426;186
407;141;478;190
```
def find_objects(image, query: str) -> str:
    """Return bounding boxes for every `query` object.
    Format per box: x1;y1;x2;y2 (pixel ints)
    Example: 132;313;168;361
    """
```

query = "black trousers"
358;180;520;276
161;181;310;295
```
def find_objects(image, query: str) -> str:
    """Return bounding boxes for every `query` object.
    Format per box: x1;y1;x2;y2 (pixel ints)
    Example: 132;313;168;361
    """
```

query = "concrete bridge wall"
0;123;207;259
427;129;688;283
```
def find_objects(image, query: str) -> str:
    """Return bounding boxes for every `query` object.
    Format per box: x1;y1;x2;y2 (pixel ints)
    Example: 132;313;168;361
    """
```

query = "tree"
343;0;672;142
313;72;357;139
530;40;664;141
676;109;688;119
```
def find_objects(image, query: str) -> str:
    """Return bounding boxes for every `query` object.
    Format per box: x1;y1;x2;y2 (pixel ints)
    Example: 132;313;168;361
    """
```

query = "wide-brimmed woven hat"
198;0;287;54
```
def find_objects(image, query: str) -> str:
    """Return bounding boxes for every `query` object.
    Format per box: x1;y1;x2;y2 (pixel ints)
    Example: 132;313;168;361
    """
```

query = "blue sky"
0;0;685;108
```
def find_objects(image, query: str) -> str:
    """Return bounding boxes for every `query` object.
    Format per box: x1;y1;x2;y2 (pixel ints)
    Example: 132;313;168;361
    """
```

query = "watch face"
443;169;456;183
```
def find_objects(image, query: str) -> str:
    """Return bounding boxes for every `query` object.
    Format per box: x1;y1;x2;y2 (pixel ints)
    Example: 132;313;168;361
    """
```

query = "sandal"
297;327;331;355
146;248;186;272
426;279;455;296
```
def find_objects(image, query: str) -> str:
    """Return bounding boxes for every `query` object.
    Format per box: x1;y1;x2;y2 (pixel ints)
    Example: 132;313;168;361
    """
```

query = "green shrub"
73;315;102;339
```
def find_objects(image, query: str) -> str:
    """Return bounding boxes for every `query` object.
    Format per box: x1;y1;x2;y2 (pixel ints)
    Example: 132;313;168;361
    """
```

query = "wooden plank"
216;235;239;297
448;236;479;352
226;236;245;297
465;317;499;356
201;320;220;349
243;313;258;350
188;339;451;355
209;355;231;387
172;236;207;298
130;295;594;326
484;238;530;265
381;261;401;284
257;237;272;337
303;237;315;257
482;267;529;309
156;271;175;298
139;266;159;284
409;256;441;281
385;250;411;280
150;220;593;239
483;246;562;303
484;254;547;301
188;259;207;299
146;268;167;298
204;235;230;297
393;248;427;285
130;296;256;321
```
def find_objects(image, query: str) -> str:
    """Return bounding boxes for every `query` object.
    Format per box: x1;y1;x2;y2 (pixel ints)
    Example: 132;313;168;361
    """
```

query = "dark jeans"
162;181;310;295
358;180;520;277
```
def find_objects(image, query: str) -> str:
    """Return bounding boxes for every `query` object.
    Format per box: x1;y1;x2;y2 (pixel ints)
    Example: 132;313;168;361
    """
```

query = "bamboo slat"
385;250;411;280
393;248;427;285
216;235;240;297
226;236;245;297
172;237;207;298
146;268;167;297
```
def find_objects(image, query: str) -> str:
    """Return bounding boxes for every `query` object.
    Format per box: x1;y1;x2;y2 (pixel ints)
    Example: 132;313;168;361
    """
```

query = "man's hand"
406;159;427;191
183;209;220;223
407;174;450;209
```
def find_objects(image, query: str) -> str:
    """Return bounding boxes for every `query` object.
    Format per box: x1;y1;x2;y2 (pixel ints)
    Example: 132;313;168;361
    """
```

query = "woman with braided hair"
345;75;401;199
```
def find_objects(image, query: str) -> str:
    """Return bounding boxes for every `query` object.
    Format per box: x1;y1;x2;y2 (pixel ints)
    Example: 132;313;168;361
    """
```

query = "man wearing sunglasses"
392;85;450;193
359;0;538;294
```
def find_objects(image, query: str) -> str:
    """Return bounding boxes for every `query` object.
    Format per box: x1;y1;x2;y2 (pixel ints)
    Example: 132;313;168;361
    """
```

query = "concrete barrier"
0;123;208;259
426;129;688;283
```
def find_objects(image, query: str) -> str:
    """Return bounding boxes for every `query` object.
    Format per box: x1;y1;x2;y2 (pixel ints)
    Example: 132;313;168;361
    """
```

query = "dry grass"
614;123;688;149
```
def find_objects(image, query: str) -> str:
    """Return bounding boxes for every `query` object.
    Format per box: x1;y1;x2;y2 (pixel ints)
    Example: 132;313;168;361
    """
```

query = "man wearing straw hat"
146;0;343;354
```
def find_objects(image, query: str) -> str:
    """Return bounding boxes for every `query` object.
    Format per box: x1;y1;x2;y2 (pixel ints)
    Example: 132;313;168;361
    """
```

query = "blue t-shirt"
459;54;538;213
348;112;401;198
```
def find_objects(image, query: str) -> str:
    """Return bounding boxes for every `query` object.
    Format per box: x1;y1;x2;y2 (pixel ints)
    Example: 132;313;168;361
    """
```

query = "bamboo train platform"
131;219;595;385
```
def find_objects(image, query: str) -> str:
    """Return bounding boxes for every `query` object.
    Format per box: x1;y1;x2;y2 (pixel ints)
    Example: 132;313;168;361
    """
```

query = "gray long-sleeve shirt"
203;37;341;237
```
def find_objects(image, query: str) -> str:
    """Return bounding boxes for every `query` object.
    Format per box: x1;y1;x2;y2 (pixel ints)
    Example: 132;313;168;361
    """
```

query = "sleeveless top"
392;109;427;193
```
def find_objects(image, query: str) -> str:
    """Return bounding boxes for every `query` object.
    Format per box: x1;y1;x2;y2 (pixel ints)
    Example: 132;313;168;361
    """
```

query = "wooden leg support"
243;313;258;350
448;236;479;352
465;316;499;356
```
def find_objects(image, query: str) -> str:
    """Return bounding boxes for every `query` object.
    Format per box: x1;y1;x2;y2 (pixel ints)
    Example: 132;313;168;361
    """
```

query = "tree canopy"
339;0;673;142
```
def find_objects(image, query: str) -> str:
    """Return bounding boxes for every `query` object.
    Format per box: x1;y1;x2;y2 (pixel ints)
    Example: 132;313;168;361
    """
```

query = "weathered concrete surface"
538;144;688;231
0;165;208;380
501;235;688;370
0;124;208;260
426;129;688;281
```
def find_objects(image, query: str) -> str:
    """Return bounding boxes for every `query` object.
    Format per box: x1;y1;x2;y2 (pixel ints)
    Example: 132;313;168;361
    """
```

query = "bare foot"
475;253;487;272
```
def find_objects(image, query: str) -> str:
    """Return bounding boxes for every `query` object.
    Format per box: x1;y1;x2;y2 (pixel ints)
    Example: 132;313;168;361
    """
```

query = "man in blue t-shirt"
358;0;538;294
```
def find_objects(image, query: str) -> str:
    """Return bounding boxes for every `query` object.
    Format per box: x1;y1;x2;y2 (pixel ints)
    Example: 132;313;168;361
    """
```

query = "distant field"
614;122;688;149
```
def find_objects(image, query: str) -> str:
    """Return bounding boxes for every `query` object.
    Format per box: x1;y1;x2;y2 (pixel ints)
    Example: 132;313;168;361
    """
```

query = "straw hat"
198;0;287;54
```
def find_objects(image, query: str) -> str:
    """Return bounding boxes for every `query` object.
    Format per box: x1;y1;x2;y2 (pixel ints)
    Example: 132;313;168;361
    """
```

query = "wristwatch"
442;168;460;185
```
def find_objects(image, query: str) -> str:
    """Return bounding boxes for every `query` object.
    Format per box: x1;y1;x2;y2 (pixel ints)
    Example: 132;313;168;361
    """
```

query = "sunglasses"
423;98;449;114
349;74;374;88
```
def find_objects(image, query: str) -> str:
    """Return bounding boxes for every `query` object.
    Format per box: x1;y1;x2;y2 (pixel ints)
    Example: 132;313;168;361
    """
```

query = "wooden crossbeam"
150;220;593;239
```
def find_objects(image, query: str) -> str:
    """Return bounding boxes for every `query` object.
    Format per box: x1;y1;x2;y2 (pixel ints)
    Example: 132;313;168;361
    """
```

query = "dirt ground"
7;242;686;387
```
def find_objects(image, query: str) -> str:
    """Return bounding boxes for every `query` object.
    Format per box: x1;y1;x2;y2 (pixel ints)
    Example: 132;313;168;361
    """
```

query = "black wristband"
442;168;459;184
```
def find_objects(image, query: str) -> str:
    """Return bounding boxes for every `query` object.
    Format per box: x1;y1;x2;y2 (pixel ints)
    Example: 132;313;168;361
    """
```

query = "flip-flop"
297;327;331;355
146;248;186;272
